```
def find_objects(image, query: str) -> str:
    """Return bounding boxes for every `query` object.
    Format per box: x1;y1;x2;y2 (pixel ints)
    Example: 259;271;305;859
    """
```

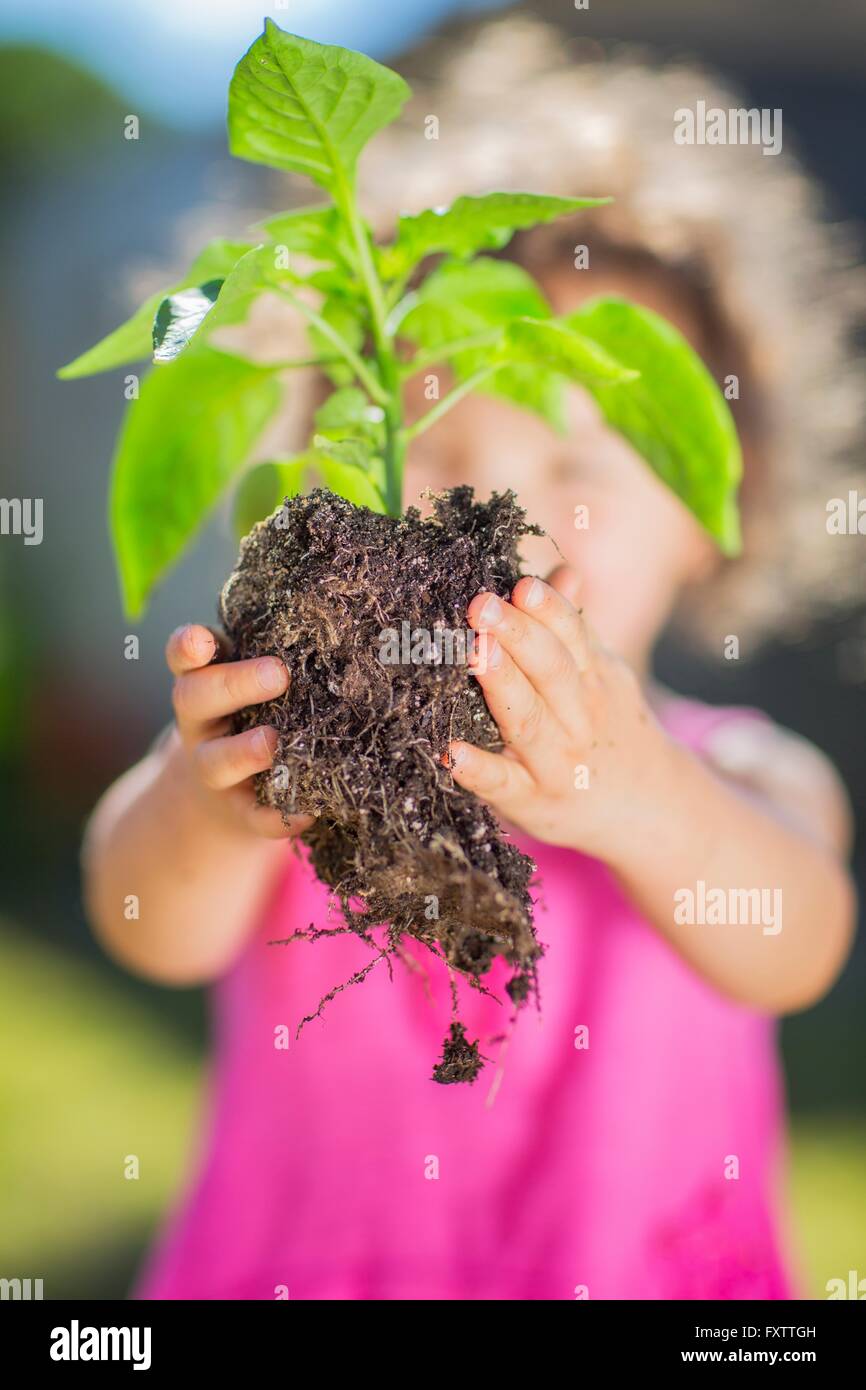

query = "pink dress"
135;698;795;1300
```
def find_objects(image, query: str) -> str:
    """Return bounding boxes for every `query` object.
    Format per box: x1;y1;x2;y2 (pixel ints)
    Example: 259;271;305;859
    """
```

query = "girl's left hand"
449;567;673;862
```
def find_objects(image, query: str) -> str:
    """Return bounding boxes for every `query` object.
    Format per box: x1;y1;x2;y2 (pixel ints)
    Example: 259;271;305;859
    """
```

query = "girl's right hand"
166;622;312;840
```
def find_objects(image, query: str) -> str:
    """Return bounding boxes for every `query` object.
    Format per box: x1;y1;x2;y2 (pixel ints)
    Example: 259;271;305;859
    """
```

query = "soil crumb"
432;1022;486;1085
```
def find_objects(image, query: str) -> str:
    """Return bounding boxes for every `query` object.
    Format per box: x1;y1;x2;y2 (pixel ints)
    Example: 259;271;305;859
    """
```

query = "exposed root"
295;949;390;1039
268;924;358;946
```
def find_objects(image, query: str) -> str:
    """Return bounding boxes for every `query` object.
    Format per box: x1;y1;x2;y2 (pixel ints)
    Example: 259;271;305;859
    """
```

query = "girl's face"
403;265;718;669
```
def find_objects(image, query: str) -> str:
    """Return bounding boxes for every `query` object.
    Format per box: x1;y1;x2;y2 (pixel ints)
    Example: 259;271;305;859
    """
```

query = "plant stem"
403;366;499;442
277;289;388;406
336;178;405;517
378;356;404;518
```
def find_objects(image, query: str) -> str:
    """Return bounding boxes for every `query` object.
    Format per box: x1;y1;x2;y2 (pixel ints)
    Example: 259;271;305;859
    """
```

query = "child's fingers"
545;567;600;670
512;575;591;673
166;623;223;677
448;739;534;819
193;725;279;792
546;564;582;607
467;589;584;733
469;634;568;782
173;656;289;739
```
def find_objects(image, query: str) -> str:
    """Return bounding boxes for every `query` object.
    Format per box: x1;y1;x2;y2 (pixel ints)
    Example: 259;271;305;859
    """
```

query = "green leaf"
566;297;742;553
380;192;610;280
308;292;369;385
481;364;568;433
259;204;356;268
502;317;640;386
199;244;291;338
312;457;387;513
302;266;359;295
111;348;281;615
228;20;409;193
233;457;308;538
145;246;280;364
154;243;372;391
314;386;384;435
312;432;377;473
314;293;367;348
401;258;565;427
57;238;252;379
152;279;223;362
147;243;321;362
401;257;550;349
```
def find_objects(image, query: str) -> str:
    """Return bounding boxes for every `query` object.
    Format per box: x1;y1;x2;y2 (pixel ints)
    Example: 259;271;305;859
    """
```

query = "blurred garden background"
0;0;864;1298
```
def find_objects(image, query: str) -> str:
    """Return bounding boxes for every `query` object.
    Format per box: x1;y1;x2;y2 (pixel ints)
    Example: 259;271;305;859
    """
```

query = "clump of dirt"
219;486;544;1082
432;1022;488;1085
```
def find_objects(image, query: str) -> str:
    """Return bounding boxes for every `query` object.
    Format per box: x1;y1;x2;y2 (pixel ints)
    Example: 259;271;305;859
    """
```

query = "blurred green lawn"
1;921;863;1299
0;923;201;1298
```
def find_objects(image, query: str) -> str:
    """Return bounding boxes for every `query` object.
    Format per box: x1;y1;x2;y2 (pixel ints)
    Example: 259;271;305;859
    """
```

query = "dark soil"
432;1022;488;1085
219;486;544;1083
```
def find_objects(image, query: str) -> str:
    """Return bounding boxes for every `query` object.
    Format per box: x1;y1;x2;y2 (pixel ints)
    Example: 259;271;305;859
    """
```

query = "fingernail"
449;741;467;768
257;658;287;692
174;623;204;654
481;636;502;670
524;578;545;608
478;594;503;628
257;726;279;756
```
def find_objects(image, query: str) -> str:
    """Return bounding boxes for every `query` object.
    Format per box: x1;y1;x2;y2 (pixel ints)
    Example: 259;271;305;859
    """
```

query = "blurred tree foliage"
0;46;161;174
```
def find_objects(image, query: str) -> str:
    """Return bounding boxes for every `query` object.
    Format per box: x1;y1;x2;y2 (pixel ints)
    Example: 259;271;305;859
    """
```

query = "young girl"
83;16;861;1299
